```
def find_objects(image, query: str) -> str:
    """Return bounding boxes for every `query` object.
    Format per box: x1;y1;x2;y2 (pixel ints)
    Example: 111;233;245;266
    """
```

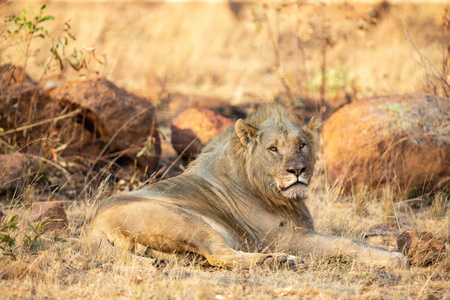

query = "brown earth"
323;94;450;194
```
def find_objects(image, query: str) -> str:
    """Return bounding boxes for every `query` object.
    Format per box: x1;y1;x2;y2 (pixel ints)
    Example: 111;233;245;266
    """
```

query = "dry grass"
1;1;450;299
1;153;449;299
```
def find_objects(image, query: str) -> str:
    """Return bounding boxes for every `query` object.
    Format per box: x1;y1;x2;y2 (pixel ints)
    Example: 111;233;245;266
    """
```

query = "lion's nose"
287;167;305;177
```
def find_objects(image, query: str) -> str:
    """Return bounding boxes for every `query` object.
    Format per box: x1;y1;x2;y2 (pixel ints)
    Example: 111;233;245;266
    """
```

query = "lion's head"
233;108;320;202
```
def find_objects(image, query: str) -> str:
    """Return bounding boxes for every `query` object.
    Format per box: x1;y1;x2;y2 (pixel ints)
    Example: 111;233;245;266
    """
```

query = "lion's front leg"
205;250;305;270
292;232;409;268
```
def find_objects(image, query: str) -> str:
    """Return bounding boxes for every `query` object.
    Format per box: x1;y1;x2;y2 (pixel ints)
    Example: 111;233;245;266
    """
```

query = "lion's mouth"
280;181;307;192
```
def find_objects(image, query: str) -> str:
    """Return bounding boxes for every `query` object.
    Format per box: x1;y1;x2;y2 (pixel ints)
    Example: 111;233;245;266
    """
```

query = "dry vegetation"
1;0;449;299
2;0;450;102
1;154;449;299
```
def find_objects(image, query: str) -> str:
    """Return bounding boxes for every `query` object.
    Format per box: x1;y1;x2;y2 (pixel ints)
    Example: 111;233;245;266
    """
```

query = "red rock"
30;201;68;231
51;77;161;172
0;83;58;143
39;74;65;92
0;64;32;86
397;230;446;266
171;108;234;158
0;154;30;190
157;93;245;126
323;94;450;193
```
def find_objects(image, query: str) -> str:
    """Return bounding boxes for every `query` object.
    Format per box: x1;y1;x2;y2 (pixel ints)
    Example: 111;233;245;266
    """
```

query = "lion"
87;107;408;270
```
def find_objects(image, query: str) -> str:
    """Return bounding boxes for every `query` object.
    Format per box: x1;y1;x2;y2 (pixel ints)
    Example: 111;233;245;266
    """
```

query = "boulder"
51;77;161;172
30;201;68;230
171;108;234;158
323;94;450;194
0;64;32;86
0;65;65;152
0;80;58;141
158;93;245;126
397;230;446;266
0;154;30;190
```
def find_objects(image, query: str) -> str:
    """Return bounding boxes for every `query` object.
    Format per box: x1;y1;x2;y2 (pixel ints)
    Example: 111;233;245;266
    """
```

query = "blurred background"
2;0;449;106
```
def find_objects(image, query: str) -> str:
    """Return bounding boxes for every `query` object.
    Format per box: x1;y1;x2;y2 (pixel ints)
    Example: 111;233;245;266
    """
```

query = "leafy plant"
8;5;54;128
8;5;54;38
4;4;104;135
0;214;19;260
24;222;46;255
49;21;103;73
0;213;66;260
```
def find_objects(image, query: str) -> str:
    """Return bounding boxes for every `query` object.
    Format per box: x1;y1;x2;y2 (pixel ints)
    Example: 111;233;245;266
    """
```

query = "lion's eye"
299;143;306;150
269;146;278;152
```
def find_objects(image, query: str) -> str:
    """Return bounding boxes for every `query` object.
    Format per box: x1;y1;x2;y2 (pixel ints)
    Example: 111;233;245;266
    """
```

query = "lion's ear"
305;116;321;132
235;119;256;147
302;117;321;154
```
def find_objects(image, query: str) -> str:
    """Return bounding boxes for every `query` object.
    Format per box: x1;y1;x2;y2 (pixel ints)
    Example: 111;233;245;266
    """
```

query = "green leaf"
40;27;49;34
38;15;54;24
3;252;17;260
66;59;78;70
43;57;51;70
29;224;37;234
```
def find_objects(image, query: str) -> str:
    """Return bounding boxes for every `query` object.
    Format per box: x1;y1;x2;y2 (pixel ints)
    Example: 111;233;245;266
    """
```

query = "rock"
30;201;68;231
51;77;161;172
158;93;245;126
0;66;63;151
39;74;65;92
171;108;234;158
0;154;30;190
0;82;58;141
397;230;446;266
0;64;32;86
323;94;450;194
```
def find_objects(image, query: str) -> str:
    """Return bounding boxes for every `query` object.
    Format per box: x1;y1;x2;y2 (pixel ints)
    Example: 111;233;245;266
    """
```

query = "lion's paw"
362;251;409;268
262;254;307;271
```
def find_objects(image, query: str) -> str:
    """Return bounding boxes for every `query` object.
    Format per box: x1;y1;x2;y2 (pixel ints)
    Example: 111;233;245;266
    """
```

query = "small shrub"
0;214;19;260
0;213;66;260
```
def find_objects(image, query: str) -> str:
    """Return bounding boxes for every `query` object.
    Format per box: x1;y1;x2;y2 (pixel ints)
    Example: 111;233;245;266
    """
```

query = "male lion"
88;107;408;269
